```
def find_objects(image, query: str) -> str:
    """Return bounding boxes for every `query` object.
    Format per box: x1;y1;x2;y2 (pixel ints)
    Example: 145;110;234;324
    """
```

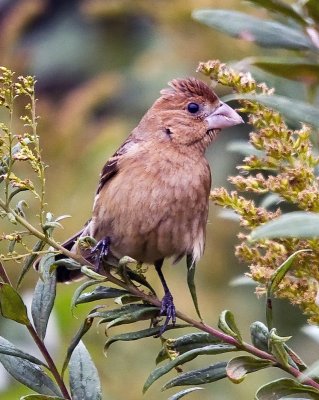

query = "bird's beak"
205;102;244;130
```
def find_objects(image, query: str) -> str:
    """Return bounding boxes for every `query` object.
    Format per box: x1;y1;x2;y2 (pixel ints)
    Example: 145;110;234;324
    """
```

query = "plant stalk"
27;323;71;399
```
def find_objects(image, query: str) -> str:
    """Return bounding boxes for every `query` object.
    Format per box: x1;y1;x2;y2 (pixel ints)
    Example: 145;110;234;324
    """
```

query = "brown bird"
38;77;243;331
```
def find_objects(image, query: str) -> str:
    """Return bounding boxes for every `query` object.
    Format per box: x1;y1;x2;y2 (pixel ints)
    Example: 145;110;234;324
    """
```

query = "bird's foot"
158;291;176;335
90;237;111;269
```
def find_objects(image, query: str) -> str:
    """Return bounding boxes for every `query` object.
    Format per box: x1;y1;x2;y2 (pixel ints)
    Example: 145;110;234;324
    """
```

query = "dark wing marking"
96;136;139;194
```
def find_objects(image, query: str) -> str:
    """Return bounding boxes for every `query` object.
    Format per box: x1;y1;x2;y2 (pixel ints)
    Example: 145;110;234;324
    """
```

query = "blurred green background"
0;0;317;399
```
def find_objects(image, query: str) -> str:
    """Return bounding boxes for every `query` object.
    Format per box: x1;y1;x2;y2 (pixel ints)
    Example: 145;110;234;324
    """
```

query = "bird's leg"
154;259;176;335
90;237;111;270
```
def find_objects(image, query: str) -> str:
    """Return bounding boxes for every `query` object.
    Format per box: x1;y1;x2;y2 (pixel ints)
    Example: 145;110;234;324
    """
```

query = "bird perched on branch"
36;77;243;332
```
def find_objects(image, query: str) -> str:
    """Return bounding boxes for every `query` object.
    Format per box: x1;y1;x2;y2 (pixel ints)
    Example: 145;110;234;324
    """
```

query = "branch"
2;199;318;392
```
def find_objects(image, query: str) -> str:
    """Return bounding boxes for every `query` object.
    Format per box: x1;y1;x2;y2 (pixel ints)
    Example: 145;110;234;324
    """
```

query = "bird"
36;77;243;332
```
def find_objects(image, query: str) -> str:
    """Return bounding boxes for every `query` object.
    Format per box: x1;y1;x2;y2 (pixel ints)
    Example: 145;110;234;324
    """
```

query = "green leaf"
0;283;29;325
61;316;94;378
192;9;313;50
226;356;272;383
227;140;263;157
167;387;203;400
223;93;319;128
268;328;291;368
114;293;141;305
162;362;227;390
0;338;61;396
17;240;46;288
69;341;102;400
80;266;106;280
248;0;306;25
89;304;158;324
250;212;319;240
103;305;159;331
143;344;235;393
186;255;201;320
250;321;269;353
71;280;100;312
125;267;156;294
0;336;47;368
156;332;225;364
242;56;319;84
260;193;282;209
32;253;57;340
75;285;130;306
268;249;311;297
218;310;242;343
255;378;319;399
105;325;188;354
53;258;82;270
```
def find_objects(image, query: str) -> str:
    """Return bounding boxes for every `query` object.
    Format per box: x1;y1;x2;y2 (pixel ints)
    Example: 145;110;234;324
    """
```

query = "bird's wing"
96;136;139;194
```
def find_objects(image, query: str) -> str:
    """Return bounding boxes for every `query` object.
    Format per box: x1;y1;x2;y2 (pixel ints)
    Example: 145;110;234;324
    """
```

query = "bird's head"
143;77;243;152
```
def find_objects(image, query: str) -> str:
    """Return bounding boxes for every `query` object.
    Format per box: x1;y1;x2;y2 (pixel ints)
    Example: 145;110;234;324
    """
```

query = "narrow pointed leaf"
104;306;159;330
162;362;227;390
76;286;129;306
17;240;46;288
80;266;106;280
89;304;158;322
143;344;235;393
0;283;29;325
250;212;319;240
285;346;307;371
218;310;242;343
226;356;272;383
247;0;306;25
268;249;311;297
168;387;203;400
55;214;71;222
71;280;100;312
255;378;319;399
61;316;94;378
32;253;57;340
69;341;102;400
242;56;319;84
53;258;82;270
0;337;46;367
269;328;291;368
114;294;141;305
227;140;263;157
186;255;201;320
156;332;224;364
105;325;188;354
125;267;156;294
192;9;313;50
0;338;61;396
223;94;319;128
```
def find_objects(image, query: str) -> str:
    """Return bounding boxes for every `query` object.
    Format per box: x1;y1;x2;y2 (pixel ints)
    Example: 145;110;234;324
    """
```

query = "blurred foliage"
1;0;319;399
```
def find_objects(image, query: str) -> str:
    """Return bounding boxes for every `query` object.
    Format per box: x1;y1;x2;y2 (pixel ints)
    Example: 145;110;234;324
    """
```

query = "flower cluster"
200;60;319;324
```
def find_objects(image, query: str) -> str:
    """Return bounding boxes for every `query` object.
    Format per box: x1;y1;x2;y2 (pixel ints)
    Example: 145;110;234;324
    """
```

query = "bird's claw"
90;237;111;268
158;291;176;335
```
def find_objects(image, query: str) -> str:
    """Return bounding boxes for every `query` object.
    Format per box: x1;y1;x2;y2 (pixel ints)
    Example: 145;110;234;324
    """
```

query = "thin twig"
27;323;71;399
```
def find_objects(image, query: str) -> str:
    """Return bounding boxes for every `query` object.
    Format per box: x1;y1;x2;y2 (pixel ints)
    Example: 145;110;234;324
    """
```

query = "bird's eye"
187;102;200;114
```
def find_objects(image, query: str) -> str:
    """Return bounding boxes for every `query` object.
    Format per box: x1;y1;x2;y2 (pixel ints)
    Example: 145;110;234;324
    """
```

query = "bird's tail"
34;228;85;283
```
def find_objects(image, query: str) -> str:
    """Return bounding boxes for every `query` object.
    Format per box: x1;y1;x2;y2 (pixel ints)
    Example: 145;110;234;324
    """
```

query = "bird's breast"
92;150;211;263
